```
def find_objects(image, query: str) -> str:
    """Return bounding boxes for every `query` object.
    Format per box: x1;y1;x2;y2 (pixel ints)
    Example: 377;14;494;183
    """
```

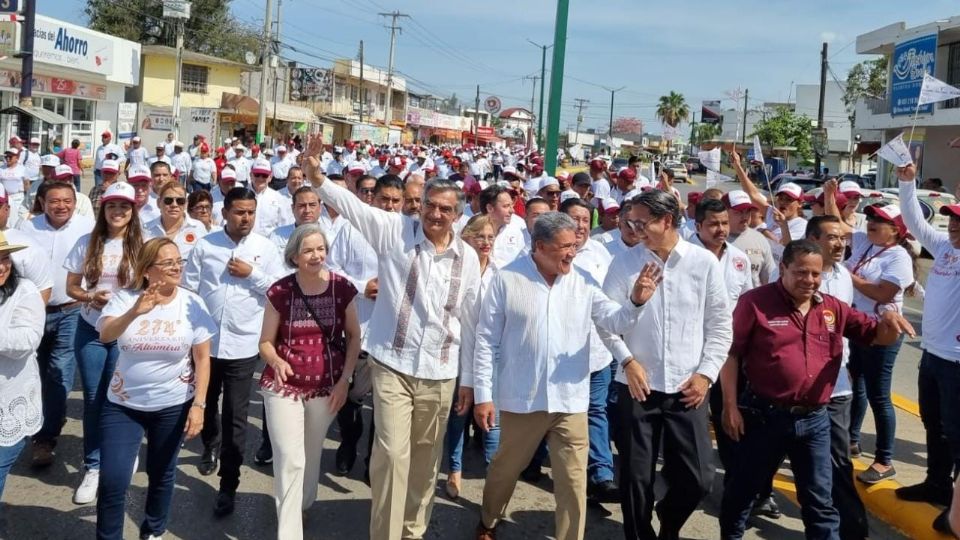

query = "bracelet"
191;401;207;409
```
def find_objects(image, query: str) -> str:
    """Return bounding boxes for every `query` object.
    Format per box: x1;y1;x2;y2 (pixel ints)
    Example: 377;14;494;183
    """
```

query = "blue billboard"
891;34;938;116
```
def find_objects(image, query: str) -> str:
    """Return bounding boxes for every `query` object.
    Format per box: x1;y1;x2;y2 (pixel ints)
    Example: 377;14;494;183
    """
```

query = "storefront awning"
219;93;318;124
0;105;70;124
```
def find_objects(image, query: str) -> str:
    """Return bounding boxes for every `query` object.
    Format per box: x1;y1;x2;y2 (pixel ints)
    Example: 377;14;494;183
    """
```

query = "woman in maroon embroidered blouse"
258;223;361;540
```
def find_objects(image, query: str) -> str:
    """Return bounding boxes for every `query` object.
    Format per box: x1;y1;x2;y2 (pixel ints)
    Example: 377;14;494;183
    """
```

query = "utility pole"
741;88;748;144
256;0;274;145
573;98;589;144
17;0;36;142
524;75;538;151
815;41;828;176
604;86;625;154
544;0;570;175
474;84;480;144
379;11;410;125
171;21;185;139
527;39;552;150
359;40;365;124
271;0;283;133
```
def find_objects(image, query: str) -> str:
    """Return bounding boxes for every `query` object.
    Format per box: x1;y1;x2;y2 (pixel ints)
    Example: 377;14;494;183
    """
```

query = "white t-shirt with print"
845;231;913;316
98;288;217;411
64;235;126;327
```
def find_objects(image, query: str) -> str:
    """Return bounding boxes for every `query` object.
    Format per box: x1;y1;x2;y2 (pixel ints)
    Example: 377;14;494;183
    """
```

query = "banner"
698;147;721;172
33;16;115;76
891;34;937;116
701;100;722;125
289;67;334;102
0;70;107;100
117;102;137;142
876;133;913;167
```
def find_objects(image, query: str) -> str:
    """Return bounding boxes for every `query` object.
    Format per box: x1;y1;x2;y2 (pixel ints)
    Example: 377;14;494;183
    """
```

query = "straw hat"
0;230;27;255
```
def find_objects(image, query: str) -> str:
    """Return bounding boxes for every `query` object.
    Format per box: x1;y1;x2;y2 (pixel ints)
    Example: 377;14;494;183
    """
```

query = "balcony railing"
864;97;890;115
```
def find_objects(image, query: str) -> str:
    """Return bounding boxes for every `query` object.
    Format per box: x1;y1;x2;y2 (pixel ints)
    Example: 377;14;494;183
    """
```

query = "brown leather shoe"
31;440;55;468
475;522;496;540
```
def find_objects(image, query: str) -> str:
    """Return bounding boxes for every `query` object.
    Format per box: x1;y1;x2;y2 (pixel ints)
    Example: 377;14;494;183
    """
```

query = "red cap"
199;143;210;153
532;165;544;176
589;158;606;172
865;204;908;238
687;191;703;206
804;191;849;209
940;204;960;219
617;167;637;182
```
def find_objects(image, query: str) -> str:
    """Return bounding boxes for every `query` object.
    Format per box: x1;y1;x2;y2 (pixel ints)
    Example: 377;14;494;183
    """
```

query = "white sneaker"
73;468;100;504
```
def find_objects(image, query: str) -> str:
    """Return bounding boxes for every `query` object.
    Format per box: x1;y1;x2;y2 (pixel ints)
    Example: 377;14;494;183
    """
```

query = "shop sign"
0;69;107;99
117;102;137;141
0;21;19;57
140;105;175;132
891;34;937;116
33;16;114;76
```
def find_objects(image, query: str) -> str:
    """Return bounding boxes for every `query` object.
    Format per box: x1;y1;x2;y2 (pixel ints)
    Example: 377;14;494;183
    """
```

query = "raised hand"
824;178;839;197
729;150;742;169
132;282;162;316
630;261;663;306
896;163;917;183
301;135;327;186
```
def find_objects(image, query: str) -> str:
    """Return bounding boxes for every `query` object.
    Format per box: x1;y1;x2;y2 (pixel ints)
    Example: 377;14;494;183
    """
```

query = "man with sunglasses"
603;189;732;540
354;174;377;206
248;159;289;236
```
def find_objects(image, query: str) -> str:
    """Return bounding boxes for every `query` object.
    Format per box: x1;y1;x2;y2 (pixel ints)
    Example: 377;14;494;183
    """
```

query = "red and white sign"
484;96;501;114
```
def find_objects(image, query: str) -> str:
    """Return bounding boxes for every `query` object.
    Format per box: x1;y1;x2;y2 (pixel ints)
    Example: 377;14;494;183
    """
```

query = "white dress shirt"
94;143;122;170
490;220;526;268
182;229;285;358
229;156;251;185
323;214;379;339
126;147;149;169
474;254;643;413
688;236;753;308
317;180;481;382
170;152;193;178
252;186;291;236
603;239;732;391
820;263;855;397
21;150;41;182
18;213;94;305
575;238;632;371
192;157;215;185
270;156;293;179
899;179;960;361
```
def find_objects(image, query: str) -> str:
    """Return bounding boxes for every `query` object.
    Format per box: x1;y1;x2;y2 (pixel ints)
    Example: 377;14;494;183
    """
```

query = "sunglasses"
163;197;187;206
252;173;270;179
359;187;376;195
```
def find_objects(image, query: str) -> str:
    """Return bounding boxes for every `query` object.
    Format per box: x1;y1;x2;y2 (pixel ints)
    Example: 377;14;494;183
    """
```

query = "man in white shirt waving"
303;138;481;540
603;189;732;540
183;188;284;517
473;212;660;540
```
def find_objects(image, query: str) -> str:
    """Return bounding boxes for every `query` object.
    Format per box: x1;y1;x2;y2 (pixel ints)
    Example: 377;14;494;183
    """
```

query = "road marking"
892;392;921;417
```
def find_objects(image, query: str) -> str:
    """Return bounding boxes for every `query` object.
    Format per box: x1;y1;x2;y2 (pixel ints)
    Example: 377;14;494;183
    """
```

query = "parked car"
665;161;689;183
860;171;877;189
685;156;706;174
762;175;824;197
879;187;956;235
838;173;862;186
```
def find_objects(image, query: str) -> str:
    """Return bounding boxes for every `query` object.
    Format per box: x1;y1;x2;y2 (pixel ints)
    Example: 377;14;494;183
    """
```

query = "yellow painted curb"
892;392;921;417
848;458;950;540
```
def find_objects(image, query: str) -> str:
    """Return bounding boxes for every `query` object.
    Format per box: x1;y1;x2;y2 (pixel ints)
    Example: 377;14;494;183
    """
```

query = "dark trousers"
200;355;258;493
96;400;190;540
720;400;838;540
709;386;777;496
849;336;904;465
269;177;286;191
917;351;960;490
828;394;869;540
617;385;714;540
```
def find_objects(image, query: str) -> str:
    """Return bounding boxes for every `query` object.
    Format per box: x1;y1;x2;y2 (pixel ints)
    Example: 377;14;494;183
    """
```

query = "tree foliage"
85;0;262;63
611;117;644;135
843;57;888;110
656;91;690;127
750;107;814;161
690;122;720;145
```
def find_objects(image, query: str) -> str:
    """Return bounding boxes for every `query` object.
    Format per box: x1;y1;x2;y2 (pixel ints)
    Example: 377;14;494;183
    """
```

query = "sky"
43;0;960;137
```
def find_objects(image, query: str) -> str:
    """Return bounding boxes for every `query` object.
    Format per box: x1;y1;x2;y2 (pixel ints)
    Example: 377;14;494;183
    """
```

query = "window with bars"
181;64;209;94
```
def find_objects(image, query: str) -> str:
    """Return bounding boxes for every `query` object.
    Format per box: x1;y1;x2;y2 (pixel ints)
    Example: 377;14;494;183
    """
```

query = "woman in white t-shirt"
143;181;208;258
190;144;215;193
844;202;915;485
64;181;143;505
95;237;216;540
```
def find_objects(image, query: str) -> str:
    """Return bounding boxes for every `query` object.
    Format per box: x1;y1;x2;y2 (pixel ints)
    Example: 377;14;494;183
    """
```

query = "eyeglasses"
359;187;376;195
624;218;656;232
252;173;270;179
468;234;496;244
163;197;187;206
151;258;186;270
190;204;212;213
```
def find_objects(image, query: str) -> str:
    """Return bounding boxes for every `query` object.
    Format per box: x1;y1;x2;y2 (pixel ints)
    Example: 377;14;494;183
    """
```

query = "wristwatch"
191;401;207;409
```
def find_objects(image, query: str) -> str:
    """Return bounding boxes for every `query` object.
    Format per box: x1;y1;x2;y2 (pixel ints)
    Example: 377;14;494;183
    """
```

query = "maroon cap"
687;191;703;206
939;204;960;219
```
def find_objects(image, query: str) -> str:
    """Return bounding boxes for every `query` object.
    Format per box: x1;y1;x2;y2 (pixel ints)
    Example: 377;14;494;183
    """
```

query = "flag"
876;133;913;167
649;160;657;183
752;136;765;165
918;73;960;106
698;147;721;173
705;170;733;188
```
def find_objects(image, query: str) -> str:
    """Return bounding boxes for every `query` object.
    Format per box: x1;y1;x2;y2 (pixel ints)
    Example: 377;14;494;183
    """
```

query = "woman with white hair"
258;223;362;539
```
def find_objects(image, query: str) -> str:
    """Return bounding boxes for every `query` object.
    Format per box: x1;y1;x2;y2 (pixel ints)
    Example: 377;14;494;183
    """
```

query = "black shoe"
588;480;620;503
896;482;953;506
654;506;679;540
751;495;782;519
213;490;235;517
198;448;219;476
933;509;956;537
520;463;543;483
253;441;272;466
849;443;862;459
335;442;357;476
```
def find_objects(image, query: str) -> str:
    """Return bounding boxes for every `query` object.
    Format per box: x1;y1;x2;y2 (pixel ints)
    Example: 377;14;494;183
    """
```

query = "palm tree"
656;91;690;128
692;122;720;145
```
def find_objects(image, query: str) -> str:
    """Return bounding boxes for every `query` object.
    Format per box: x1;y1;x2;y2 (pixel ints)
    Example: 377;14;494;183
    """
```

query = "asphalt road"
0;173;921;539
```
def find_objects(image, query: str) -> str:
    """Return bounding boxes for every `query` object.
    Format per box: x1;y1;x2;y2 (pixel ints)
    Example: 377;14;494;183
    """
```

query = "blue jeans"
720;399;838;540
917;351;960;489
75;318;119;469
445;398;500;472
849;335;904;465
0;438;27;501
94;169;103;187
189;180;211;193
587;361;615;484
35;308;80;442
96;400;191;540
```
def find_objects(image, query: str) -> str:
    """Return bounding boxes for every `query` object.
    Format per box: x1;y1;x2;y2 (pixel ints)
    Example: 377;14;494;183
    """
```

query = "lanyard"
850;244;892;276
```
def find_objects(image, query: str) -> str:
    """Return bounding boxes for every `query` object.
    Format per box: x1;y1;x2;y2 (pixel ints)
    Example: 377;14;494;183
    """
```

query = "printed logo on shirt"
184;232;197;244
769;318;790;327
823;309;836;332
733;256;748;273
110;371;130;401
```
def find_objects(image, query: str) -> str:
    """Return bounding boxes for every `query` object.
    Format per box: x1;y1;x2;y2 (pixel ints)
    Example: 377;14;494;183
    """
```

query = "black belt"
742;390;824;416
46;301;81;314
